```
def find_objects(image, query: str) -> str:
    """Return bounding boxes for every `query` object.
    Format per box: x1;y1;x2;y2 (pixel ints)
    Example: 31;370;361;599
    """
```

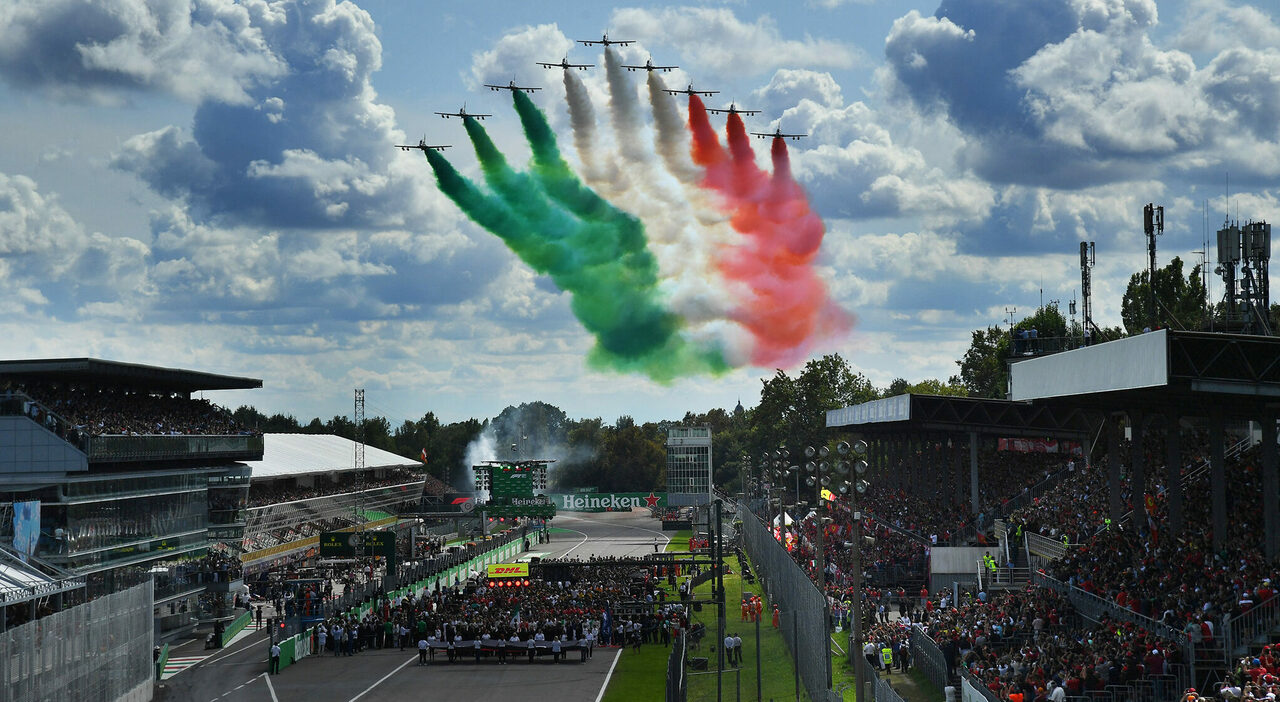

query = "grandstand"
740;329;1280;700
237;434;446;575
0;357;265;642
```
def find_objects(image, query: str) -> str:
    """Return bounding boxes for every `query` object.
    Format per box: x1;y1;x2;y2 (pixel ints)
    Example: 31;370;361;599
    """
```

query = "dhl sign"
486;563;529;578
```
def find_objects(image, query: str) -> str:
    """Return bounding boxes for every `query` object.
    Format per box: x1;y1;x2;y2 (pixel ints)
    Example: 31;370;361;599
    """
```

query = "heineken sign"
549;492;666;512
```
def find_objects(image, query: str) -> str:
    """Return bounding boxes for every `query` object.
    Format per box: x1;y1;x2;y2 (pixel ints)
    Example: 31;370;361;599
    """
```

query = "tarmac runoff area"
156;510;667;702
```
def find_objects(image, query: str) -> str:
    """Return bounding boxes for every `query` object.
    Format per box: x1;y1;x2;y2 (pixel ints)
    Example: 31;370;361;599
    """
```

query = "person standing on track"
418;637;428;665
269;642;281;675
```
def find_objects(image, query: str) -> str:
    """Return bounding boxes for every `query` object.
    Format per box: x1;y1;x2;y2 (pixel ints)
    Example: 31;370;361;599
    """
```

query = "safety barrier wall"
737;503;833;702
222;609;252;647
1;580;153;702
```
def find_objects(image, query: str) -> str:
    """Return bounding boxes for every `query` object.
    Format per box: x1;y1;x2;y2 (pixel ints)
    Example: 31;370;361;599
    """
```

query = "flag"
420;448;428;464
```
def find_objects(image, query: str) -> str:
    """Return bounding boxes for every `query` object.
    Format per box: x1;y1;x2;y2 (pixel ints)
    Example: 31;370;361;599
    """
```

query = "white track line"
556;528;591;558
346;654;417;702
261;672;279;702
594;648;623;702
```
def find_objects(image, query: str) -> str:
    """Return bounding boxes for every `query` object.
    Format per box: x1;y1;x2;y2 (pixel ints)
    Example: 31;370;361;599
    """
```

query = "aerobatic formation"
414;46;852;381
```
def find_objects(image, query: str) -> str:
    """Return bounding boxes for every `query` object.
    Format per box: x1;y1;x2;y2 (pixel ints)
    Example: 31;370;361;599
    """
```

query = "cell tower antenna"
1143;203;1165;330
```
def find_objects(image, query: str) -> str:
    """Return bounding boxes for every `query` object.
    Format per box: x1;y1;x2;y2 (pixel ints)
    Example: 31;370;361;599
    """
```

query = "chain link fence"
1;580;153;702
737;504;835;702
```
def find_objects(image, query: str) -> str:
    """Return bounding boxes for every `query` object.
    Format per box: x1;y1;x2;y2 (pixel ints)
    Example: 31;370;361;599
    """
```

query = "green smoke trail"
510;90;642;251
423;120;728;379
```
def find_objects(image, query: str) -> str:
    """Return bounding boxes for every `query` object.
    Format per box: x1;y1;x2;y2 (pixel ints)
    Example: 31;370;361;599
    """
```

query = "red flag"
420;448;428;464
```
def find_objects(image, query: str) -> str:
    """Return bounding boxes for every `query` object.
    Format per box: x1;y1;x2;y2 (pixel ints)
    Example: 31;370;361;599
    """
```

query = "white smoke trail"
462;428;496;495
646;73;701;185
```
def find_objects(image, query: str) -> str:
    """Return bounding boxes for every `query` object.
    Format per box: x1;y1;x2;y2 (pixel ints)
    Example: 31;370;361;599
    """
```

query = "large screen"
12;500;40;562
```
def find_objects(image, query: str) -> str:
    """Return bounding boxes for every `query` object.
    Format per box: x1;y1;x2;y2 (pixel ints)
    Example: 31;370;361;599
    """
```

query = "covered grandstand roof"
247;434;418;479
0;357;261;392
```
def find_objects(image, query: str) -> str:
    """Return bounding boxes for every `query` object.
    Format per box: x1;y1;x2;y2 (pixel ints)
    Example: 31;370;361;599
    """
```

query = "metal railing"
1031;570;1191;646
86;433;264;462
910;624;950;693
1222;592;1280;661
666;630;687;702
1026;531;1068;561
0;391;88;452
1099;436;1251;536
737;503;831;702
959;668;1002;702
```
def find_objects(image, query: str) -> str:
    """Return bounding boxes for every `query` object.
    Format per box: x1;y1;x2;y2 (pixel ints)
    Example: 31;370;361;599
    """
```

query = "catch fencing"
666;630;688;702
1;580;153;702
910;623;951;694
737;503;836;702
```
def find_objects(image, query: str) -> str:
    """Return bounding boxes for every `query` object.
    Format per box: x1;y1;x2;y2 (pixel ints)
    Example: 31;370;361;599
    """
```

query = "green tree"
1120;256;1207;333
957;326;1008;398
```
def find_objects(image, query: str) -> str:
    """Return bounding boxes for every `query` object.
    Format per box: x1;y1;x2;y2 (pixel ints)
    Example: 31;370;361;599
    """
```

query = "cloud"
0;0;286;104
881;0;1280;187
610;7;860;76
749;70;994;224
105;0;444;232
0;172;151;314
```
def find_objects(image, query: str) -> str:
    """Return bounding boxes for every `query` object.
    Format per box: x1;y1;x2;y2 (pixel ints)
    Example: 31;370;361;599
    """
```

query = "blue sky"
0;0;1276;426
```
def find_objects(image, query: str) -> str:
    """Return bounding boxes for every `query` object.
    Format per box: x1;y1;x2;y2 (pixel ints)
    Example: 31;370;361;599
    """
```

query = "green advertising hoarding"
548;492;666;512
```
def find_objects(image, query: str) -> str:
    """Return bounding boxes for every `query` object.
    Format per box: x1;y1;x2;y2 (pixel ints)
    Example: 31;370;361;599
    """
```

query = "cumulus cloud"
748;70;994;224
0;0;286;104
881;0;1280;186
0;173;150;314
611;7;860;76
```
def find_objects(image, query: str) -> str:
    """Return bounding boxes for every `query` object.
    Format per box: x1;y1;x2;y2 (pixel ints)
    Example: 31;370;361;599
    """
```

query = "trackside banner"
548;492;666;512
487;563;529;578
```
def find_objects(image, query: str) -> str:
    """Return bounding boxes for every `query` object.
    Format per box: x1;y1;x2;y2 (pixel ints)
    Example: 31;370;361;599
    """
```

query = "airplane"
536;57;593;71
750;127;807;141
577;33;634;46
434;104;491;120
622;57;677;73
483;80;541;94
394;138;451;152
663;83;718;97
705;102;760;116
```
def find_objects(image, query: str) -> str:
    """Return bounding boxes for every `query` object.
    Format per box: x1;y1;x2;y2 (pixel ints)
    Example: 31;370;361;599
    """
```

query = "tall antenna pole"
354;388;366;472
1081;242;1096;345
1144;203;1165;330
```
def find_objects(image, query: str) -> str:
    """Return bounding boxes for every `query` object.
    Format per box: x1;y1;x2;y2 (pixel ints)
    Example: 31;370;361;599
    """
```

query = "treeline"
232;355;964;493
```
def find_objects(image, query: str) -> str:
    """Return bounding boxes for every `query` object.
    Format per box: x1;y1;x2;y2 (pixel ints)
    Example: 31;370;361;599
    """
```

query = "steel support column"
1211;413;1227;552
1263;416;1278;560
1130;411;1146;522
969;431;980;516
1107;415;1124;521
1166;416;1183;535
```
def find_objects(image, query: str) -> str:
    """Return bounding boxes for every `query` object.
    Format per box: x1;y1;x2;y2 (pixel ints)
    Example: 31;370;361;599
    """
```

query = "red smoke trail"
687;96;852;366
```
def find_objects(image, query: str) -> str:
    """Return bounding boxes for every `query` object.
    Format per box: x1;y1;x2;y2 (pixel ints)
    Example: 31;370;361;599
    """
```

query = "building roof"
0;358;261;392
247;434;419;479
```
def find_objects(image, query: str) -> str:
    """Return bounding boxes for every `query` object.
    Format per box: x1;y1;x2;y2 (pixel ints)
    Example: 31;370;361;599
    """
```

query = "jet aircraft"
750;127;807;141
706;102;760;116
484;80;541;94
577;33;634;46
622;57;676;73
434;105;491;120
663;83;718;97
394;138;451;152
537;57;593;71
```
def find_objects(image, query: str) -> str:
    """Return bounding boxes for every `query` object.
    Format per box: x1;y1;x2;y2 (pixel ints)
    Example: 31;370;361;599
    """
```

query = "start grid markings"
162;619;269;679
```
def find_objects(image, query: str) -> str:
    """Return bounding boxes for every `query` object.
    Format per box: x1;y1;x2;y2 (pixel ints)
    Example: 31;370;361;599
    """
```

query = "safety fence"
1222;588;1280;663
666;630;687;702
737;503;836;702
910;624;950;694
271;532;527;673
853;654;910;702
1;579;153;702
